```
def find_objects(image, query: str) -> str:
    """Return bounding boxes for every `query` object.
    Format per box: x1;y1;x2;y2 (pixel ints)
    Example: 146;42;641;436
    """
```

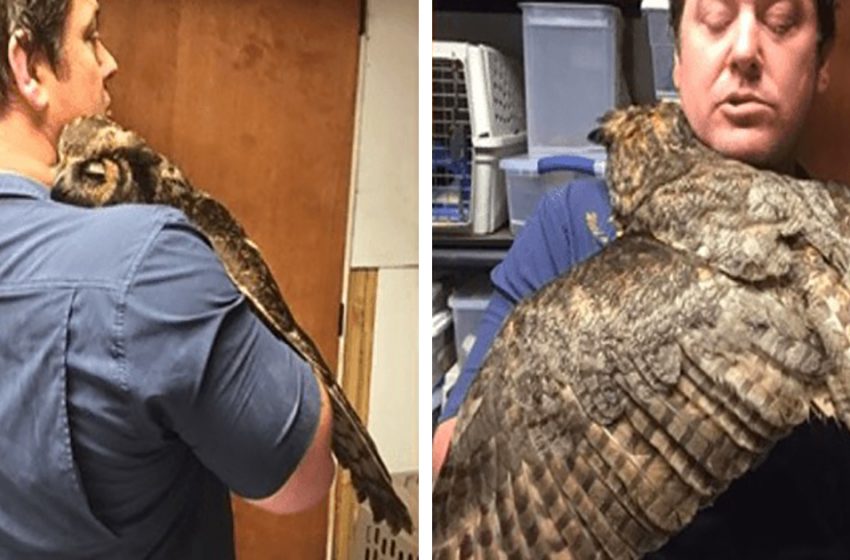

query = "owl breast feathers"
433;101;850;558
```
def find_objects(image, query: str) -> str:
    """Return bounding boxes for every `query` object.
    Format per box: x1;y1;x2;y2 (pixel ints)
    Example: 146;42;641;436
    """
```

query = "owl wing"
433;235;825;559
186;196;413;534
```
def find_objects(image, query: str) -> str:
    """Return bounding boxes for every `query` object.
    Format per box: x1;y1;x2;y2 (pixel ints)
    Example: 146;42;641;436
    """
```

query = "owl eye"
82;160;107;181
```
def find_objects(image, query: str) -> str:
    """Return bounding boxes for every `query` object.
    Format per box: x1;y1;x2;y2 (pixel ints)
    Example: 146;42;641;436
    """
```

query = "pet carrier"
432;41;526;234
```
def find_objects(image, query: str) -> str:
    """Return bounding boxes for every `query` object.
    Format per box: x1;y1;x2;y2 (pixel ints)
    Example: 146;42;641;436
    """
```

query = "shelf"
432;247;509;268
433;226;513;268
433;0;641;17
433;226;514;249
433;0;521;13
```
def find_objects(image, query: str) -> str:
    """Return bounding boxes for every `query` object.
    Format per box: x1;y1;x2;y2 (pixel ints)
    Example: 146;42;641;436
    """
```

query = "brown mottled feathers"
51;115;413;535
433;101;850;558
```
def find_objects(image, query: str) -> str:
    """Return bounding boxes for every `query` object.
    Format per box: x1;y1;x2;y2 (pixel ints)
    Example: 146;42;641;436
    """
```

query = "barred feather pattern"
433;101;850;558
50;115;413;535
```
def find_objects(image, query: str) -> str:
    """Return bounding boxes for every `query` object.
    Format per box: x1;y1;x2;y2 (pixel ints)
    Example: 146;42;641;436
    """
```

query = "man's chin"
704;129;791;170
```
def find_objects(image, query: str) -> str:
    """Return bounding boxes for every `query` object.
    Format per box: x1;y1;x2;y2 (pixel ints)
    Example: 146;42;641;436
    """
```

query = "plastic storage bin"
501;150;607;236
448;276;494;370
351;471;418;560
432;281;456;384
644;0;676;99
432;281;448;315
520;3;628;153
432;309;456;385
432;41;527;234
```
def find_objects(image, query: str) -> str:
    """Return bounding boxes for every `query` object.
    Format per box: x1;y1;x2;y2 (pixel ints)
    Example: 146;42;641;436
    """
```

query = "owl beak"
51;176;67;201
587;127;605;145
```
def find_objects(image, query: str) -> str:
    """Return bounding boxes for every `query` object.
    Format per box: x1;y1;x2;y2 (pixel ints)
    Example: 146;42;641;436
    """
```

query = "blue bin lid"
500;148;607;177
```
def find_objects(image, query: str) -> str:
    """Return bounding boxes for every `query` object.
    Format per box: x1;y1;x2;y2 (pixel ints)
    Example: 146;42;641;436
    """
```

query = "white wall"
368;268;418;472
346;0;418;473
350;0;418;269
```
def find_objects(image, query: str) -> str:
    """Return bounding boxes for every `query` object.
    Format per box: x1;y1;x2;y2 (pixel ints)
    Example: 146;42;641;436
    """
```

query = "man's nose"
729;10;762;80
99;43;119;80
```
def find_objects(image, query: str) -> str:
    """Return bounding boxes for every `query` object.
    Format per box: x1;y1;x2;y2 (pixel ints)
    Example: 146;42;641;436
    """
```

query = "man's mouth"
725;93;766;104
721;92;772;109
718;92;773;121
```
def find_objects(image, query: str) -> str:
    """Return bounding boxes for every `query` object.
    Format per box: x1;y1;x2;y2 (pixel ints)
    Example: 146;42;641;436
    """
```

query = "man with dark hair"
435;0;850;556
0;1;334;557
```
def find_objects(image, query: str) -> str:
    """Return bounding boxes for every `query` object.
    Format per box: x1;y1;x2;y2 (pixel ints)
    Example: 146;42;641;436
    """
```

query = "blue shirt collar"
0;172;49;200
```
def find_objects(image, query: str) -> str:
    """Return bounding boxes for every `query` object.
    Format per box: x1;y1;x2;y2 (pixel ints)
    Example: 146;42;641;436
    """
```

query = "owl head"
51;115;165;207
589;101;703;217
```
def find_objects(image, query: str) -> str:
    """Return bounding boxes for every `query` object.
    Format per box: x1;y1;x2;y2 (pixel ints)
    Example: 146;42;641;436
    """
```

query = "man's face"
40;0;118;141
673;0;829;170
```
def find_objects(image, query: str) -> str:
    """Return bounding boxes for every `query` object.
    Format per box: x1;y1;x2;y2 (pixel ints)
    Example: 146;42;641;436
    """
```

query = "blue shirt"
0;174;320;559
441;177;850;558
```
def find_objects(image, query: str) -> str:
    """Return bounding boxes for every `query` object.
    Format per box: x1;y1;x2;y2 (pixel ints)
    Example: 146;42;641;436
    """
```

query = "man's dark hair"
668;0;837;62
0;0;70;105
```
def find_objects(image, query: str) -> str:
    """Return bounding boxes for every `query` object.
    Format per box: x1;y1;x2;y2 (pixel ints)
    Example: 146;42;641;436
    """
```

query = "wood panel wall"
101;1;362;558
333;269;379;559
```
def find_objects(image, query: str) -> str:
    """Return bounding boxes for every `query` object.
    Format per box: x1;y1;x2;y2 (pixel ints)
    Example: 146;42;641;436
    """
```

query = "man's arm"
247;382;335;514
124;215;337;510
432;417;456;479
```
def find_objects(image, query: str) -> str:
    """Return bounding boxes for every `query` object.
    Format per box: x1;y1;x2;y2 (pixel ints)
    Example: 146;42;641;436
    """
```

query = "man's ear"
8;30;48;111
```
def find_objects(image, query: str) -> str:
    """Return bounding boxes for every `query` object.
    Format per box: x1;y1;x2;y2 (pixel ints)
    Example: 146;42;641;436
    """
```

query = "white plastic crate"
448;276;494;370
644;0;677;99
351;472;418;560
432;41;526;150
433;144;523;234
432;41;526;234
520;3;629;153
501;149;606;236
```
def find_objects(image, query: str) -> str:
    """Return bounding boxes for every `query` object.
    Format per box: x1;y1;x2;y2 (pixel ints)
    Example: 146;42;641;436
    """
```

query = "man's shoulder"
62;201;188;239
515;176;612;253
23;202;193;288
538;176;611;225
491;177;613;301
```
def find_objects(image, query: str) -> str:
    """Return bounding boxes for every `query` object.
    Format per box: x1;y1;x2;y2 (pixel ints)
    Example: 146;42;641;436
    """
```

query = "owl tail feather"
327;383;415;534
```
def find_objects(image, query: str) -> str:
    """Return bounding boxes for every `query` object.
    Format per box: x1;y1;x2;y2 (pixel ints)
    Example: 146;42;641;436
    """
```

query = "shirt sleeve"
122;214;320;499
438;178;614;422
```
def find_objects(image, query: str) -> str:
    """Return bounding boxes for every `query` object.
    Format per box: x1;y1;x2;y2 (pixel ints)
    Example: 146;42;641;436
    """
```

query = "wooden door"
101;1;362;558
799;7;850;182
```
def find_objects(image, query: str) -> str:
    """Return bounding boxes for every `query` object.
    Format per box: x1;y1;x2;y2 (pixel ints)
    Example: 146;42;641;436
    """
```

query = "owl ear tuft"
132;145;162;167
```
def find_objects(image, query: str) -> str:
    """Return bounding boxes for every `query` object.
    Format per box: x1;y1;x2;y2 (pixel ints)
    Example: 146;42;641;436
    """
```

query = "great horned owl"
432;101;850;558
50;115;413;535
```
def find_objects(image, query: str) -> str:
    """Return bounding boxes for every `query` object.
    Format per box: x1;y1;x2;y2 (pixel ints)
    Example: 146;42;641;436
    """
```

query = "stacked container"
501;150;607;235
520;2;628;153
498;3;628;235
447;275;494;370
644;0;677;99
432;282;456;385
